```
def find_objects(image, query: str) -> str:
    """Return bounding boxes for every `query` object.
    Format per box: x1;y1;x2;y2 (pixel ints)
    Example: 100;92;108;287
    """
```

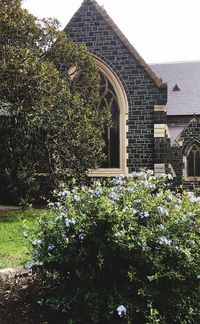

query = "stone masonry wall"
65;0;167;172
171;118;200;189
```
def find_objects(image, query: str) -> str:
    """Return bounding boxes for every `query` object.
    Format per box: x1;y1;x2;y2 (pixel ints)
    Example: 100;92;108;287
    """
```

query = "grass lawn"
0;208;50;269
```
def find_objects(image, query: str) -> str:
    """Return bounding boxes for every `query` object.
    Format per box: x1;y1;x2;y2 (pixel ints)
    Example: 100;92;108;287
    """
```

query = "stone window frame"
88;57;128;177
183;139;200;181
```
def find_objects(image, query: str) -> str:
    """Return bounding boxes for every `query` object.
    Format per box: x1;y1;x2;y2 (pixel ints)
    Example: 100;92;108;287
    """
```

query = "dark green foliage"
29;172;200;323
0;0;106;204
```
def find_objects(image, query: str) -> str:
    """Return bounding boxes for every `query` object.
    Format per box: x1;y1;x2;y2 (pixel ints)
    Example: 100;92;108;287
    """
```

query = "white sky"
22;0;200;64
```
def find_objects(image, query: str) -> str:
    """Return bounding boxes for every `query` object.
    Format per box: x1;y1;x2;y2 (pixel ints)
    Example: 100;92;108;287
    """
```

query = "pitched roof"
67;0;165;88
150;61;200;116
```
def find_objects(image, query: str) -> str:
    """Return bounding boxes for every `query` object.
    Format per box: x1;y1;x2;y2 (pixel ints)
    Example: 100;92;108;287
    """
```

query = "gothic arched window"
98;73;120;168
187;143;200;177
88;57;128;177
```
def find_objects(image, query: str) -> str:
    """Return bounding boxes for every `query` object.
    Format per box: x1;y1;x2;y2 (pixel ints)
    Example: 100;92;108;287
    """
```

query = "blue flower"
47;244;55;252
126;187;134;192
157;205;164;214
167;173;173;180
109;191;119;202
93;188;102;197
78;230;86;240
61;209;67;217
158;236;172;246
116;305;127;317
113;177;124;186
32;239;42;246
180;214;186;221
73;195;80;202
134;171;143;177
158;224;165;231
113;185;123;192
79;233;86;240
65;218;75;227
167;194;173;201
58;190;70;198
54;202;61;210
25;261;34;269
139;211;149;219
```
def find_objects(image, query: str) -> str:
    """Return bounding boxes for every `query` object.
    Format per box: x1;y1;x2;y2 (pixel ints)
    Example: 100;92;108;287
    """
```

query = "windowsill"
34;168;128;178
184;176;200;182
88;168;128;177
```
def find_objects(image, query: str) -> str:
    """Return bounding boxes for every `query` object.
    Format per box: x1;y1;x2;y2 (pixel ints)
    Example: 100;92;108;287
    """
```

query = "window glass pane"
99;73;120;168
187;151;194;176
110;99;119;167
195;151;200;176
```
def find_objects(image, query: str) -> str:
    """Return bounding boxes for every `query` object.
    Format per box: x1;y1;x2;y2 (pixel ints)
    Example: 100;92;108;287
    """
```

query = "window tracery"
187;143;200;177
98;73;120;168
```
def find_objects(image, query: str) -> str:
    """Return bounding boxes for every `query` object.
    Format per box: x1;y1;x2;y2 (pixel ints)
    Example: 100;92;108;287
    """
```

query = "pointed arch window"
98;73;120;168
187;143;200;177
88;57;128;177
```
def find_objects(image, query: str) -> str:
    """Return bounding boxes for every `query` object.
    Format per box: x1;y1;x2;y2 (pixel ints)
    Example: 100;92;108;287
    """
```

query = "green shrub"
29;171;200;323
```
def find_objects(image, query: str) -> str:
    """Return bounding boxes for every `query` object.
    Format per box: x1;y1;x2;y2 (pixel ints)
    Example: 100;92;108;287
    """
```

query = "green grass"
0;208;50;269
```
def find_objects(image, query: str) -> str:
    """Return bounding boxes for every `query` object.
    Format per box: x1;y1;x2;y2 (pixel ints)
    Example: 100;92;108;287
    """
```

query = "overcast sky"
22;0;200;64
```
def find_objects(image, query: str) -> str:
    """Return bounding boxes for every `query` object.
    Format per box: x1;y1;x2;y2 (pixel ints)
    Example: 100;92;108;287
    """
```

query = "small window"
187;143;200;177
98;73;120;168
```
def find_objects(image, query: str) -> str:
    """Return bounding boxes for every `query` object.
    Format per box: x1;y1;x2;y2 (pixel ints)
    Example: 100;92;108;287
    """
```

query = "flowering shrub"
29;171;200;323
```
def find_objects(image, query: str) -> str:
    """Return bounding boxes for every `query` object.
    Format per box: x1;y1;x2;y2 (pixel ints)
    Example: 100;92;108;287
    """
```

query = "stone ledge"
0;266;32;282
0;205;21;211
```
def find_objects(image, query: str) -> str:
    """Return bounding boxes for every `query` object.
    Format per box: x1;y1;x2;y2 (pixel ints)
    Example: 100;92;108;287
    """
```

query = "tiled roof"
150;61;200;116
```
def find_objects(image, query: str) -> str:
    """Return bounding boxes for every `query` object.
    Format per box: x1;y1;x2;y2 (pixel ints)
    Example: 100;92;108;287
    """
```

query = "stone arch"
89;56;129;176
183;139;200;179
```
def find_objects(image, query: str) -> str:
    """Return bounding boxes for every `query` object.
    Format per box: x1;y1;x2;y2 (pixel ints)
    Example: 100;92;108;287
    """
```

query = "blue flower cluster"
109;191;119;203
113;176;124;186
53;201;61;211
58;190;70;198
92;188;102;197
78;231;86;240
65;218;75;227
32;239;42;246
157;205;164;214
158;236;172;246
73;195;80;202
139;211;149;219
25;261;34;269
116;305;127;317
47;244;55;252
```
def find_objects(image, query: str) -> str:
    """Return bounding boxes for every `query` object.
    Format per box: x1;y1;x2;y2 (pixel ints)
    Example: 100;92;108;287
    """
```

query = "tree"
0;0;107;204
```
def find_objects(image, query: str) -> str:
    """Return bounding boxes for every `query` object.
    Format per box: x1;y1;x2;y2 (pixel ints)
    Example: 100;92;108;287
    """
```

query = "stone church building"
64;0;200;188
